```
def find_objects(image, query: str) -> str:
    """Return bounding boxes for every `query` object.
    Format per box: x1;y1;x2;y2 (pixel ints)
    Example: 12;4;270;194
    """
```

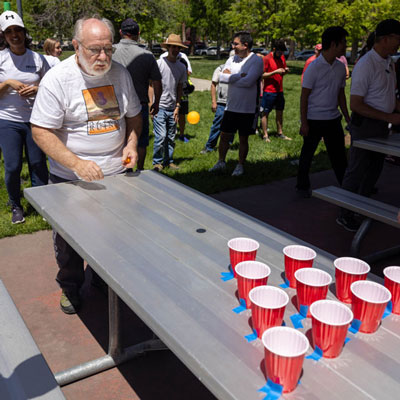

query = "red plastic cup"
294;268;332;317
283;245;316;288
228;238;259;278
235;261;270;308
249;286;289;338
334;257;370;303
310;300;353;358
350;281;392;333
262;327;309;393
383;266;400;315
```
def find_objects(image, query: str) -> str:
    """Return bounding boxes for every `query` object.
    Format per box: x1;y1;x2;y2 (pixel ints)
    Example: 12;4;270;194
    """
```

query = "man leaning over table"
30;16;142;314
337;19;400;232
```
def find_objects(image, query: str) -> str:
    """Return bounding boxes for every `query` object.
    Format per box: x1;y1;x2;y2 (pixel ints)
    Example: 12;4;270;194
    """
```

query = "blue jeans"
205;104;225;151
0;119;48;207
152;108;176;165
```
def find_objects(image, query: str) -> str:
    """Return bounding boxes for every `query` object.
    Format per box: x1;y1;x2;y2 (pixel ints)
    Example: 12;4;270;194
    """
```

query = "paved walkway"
191;77;211;91
0;162;399;399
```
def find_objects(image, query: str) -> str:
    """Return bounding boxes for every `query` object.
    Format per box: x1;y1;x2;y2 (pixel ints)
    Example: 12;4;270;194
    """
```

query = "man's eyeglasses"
232;42;241;47
78;41;115;56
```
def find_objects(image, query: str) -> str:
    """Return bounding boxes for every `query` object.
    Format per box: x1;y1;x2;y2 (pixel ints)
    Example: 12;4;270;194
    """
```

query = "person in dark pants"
337;19;400;231
296;26;350;198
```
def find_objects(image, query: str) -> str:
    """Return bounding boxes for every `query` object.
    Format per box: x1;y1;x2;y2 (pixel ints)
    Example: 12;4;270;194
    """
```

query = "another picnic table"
353;132;400;157
24;171;400;400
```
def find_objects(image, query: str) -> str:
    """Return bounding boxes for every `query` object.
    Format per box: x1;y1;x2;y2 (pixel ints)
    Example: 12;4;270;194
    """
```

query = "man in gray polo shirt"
113;18;162;170
296;26;350;198
337;19;400;231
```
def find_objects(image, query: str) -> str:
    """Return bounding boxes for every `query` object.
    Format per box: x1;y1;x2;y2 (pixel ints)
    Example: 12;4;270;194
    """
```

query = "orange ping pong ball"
187;111;200;125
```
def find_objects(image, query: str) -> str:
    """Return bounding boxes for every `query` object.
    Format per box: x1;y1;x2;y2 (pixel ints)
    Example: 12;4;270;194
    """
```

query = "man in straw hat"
152;34;187;171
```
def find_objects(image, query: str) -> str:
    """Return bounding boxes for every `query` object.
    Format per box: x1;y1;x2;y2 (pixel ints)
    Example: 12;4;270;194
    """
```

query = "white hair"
73;15;114;43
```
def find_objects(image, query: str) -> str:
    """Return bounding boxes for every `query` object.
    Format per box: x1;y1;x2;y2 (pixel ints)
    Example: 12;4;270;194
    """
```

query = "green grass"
0;59;351;238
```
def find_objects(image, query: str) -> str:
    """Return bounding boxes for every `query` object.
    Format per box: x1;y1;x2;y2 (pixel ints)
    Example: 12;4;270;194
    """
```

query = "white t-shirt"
302;55;346;120
157;57;186;110
30;55;141;180
160;51;192;74
350;48;396;113
0;48;49;122
44;55;60;68
212;64;228;105
219;52;263;114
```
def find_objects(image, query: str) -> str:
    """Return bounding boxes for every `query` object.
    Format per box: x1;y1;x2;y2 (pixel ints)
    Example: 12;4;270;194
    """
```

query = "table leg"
54;287;168;387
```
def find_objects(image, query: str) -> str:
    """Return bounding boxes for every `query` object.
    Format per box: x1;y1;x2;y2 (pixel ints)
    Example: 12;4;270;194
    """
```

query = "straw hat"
161;34;187;49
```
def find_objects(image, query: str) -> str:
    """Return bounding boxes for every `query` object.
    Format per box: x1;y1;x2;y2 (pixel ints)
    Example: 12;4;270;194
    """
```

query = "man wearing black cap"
113;18;162;171
337;19;400;231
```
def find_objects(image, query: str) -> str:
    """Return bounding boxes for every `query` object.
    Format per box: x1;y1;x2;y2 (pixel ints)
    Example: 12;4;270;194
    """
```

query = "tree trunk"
350;39;359;64
288;39;295;60
181;22;186;42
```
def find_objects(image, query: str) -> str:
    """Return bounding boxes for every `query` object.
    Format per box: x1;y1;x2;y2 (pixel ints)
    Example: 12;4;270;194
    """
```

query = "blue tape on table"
245;328;258;342
290;313;306;329
220;271;235;281
345;337;351;344
382;301;393;319
299;304;309;317
258;378;283;400
232;298;247;314
306;345;323;361
349;319;362;334
279;278;290;289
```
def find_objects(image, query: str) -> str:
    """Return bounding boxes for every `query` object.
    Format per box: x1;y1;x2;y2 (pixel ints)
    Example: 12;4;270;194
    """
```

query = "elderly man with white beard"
30;16;142;314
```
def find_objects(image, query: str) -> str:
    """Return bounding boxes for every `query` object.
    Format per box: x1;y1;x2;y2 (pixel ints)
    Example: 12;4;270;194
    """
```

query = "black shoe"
11;206;25;224
336;216;361;232
60;290;81;314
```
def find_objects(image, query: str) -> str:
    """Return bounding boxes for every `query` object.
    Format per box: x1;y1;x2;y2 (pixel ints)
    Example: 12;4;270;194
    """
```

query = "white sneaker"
209;160;226;172
231;164;244;176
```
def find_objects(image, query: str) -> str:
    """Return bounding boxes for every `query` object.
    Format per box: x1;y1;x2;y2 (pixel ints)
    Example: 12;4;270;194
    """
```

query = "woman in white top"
0;11;49;224
43;38;62;68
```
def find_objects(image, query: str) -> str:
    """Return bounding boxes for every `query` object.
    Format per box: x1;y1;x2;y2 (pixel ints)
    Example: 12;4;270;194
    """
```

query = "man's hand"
173;107;179;123
299;121;309;137
6;79;27;91
211;101;217;113
121;145;138;169
73;159;104;181
388;113;400;126
149;102;159;117
223;68;231;74
18;85;38;97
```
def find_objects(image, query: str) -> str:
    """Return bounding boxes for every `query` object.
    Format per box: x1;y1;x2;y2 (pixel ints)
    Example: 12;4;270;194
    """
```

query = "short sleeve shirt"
263;52;287;93
212;64;228;104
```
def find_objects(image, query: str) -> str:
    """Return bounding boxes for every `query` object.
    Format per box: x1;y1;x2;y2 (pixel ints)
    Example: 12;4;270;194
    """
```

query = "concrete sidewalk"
0;163;399;399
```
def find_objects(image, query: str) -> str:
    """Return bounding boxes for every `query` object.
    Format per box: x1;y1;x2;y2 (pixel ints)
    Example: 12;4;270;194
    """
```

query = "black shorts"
179;100;189;115
220;110;256;136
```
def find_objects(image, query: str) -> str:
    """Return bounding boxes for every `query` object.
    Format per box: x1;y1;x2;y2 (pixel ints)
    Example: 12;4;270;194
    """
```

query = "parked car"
151;44;163;56
295;50;315;61
195;47;209;56
252;47;269;56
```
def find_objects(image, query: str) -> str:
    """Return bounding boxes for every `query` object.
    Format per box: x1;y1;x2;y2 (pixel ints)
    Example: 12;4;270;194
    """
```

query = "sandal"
277;133;292;141
263;136;271;143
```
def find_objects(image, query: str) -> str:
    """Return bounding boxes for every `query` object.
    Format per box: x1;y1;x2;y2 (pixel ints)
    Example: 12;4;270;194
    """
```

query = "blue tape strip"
306;345;323;361
299;304;309;317
232;298;247;314
258;378;283;400
279;278;290;289
290;313;305;329
349;319;362;334
281;320;286;326
245;328;258;342
345;337;351;344
382;301;393;319
220;271;234;281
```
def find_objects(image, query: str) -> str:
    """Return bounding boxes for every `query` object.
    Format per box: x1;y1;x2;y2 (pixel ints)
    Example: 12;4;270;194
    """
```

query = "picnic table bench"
353;133;400;157
0;280;65;400
313;186;400;261
24;171;400;400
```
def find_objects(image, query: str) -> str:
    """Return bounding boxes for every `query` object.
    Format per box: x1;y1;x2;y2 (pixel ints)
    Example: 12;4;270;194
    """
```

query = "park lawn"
0;58;351;238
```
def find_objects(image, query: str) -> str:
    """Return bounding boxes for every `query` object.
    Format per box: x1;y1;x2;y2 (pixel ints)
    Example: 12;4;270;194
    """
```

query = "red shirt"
263;52;287;93
301;55;317;84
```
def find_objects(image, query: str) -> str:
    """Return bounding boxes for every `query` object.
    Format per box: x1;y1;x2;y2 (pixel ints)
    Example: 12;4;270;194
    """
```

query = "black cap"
375;19;400;37
121;18;139;35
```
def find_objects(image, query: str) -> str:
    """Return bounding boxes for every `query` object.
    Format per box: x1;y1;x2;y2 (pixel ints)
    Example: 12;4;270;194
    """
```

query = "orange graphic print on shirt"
82;85;121;135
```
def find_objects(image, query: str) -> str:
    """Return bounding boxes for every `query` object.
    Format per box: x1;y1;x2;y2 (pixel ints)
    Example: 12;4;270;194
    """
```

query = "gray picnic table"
353;132;400;157
24;171;400;400
0;280;65;400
